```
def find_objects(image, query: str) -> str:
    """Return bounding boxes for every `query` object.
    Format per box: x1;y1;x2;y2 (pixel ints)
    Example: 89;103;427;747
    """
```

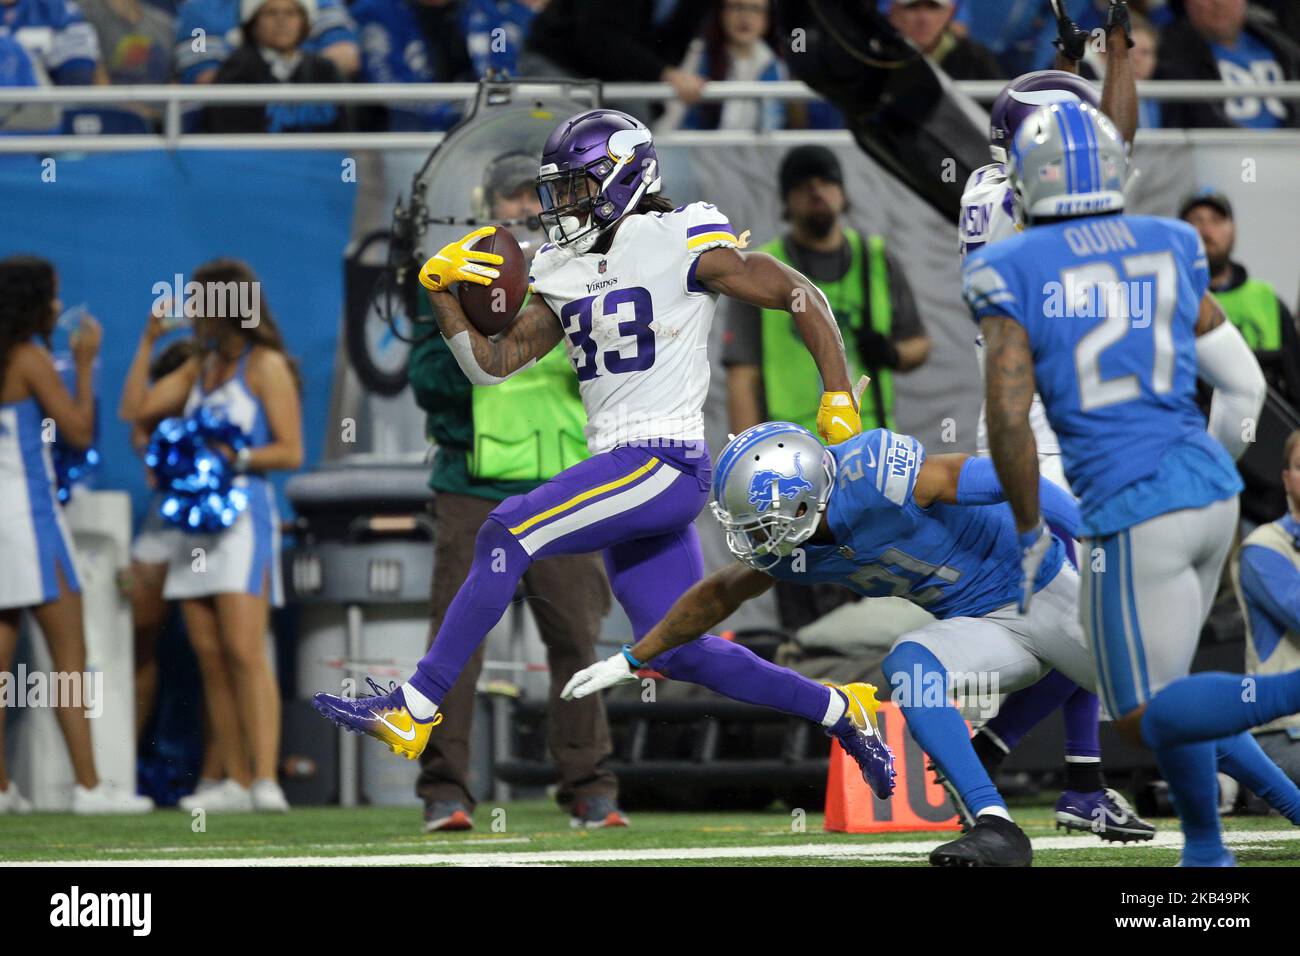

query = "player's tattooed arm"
980;315;1041;533
696;248;853;394
628;563;774;662
427;289;562;382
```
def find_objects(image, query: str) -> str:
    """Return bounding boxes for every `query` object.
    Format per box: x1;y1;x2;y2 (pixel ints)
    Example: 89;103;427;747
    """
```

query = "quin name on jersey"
529;201;739;455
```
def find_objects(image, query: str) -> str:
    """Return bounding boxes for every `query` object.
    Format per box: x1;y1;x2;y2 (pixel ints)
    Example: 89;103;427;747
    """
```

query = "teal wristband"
621;644;645;669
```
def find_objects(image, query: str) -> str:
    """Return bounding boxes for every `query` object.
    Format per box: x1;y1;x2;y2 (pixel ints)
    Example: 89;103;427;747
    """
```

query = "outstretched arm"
561;563;773;700
696;247;852;396
1098;8;1138;147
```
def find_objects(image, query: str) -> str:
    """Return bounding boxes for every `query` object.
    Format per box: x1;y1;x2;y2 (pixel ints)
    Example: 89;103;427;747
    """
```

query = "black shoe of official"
930;814;1033;867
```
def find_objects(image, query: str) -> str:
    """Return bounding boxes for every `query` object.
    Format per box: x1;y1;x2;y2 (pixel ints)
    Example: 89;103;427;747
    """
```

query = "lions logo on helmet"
747;454;815;513
713;423;835;570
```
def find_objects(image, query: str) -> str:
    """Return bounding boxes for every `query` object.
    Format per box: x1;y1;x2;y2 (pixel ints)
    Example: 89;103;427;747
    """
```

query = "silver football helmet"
1009;98;1126;222
711;422;836;571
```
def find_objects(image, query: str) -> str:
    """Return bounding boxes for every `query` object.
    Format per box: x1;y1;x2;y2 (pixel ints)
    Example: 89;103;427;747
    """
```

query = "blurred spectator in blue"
0;32;62;133
80;0;173;85
463;0;541;77
175;0;356;82
1232;429;1300;789
202;0;347;133
1157;0;1300;128
656;0;790;133
888;0;1002;79
351;0;467;131
0;0;104;84
948;0;1054;75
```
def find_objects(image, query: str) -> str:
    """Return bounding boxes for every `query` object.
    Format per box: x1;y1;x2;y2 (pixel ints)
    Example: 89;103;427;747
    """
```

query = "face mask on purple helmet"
535;126;660;253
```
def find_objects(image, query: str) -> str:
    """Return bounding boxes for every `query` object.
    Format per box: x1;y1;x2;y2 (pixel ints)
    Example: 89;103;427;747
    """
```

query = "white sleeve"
1196;319;1266;461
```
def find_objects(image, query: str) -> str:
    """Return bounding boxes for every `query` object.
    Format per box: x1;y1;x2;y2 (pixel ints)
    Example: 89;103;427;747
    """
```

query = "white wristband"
445;330;535;386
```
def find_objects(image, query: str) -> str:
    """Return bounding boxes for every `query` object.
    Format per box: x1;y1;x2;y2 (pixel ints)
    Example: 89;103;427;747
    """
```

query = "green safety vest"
758;230;893;434
468;341;589;482
1213;278;1282;351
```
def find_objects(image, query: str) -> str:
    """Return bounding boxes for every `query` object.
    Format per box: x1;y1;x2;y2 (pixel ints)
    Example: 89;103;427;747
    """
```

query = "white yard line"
10;829;1299;867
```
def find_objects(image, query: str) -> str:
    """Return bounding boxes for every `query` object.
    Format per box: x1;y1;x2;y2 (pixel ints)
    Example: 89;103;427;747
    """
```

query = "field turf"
1;800;1298;866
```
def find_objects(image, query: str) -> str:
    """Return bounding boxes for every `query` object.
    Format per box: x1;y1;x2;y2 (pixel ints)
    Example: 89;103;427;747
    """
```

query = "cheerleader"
121;258;303;813
0;256;153;814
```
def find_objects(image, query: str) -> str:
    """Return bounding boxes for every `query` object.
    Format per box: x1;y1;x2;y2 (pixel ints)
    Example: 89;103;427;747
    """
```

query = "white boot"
72;782;154;815
0;784;32;815
179;779;253;813
250;778;289;813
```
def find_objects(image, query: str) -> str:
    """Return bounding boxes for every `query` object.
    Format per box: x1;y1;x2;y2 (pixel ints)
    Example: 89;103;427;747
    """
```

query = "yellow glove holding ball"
418;226;504;292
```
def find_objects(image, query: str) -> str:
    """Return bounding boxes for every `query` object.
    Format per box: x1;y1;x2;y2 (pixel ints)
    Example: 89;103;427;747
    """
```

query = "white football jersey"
960;162;1063;459
529;201;738;455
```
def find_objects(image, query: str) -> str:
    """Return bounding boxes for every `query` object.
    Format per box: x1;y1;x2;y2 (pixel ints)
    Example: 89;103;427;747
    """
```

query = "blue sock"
884;641;1005;817
1150;738;1224;864
984;670;1077;750
1142;671;1300;748
651;634;834;725
1216;732;1300;825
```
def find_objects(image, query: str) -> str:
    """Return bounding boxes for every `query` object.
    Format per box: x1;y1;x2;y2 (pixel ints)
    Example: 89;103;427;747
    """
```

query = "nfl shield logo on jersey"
598;259;607;274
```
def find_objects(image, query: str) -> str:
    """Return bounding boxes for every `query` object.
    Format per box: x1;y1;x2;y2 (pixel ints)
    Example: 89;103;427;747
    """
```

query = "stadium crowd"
0;0;1299;134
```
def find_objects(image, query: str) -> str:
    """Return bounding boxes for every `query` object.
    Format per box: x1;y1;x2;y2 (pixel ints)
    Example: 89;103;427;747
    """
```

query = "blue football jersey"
963;213;1242;536
763;429;1064;620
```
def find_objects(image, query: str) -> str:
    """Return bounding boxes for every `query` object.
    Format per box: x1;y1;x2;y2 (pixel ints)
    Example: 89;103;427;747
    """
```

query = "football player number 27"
560;287;656;381
1071;251;1176;412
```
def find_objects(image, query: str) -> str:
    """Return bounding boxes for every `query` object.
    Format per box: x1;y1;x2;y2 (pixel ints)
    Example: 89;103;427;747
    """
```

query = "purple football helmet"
535;109;661;251
989;70;1102;163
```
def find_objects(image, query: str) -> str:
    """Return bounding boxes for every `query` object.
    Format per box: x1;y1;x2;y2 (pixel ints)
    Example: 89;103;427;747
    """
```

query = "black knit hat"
779;145;843;200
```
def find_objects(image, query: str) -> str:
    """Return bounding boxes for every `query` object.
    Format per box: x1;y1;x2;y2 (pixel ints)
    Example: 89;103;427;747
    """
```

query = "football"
457;226;528;336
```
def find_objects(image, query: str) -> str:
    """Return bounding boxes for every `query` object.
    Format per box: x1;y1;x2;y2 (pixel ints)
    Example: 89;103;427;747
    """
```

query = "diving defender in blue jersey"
564;421;1131;866
970;98;1300;866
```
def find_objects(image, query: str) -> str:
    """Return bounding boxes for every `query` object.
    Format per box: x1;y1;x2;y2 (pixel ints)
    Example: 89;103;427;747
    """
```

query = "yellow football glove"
816;390;862;445
418;225;503;292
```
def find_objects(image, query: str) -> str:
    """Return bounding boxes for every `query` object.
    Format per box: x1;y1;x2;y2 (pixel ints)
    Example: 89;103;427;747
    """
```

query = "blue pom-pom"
146;407;253;533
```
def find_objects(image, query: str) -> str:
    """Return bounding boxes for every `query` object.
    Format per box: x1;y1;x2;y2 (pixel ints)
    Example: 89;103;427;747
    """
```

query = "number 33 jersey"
529;201;739;455
762;429;1065;620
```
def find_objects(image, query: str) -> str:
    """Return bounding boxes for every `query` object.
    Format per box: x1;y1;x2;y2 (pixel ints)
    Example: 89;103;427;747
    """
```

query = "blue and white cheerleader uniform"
162;350;284;606
0;392;81;609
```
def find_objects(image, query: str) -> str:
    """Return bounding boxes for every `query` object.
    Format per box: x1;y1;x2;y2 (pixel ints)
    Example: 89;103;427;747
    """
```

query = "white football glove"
1017;521;1052;614
561;651;639;701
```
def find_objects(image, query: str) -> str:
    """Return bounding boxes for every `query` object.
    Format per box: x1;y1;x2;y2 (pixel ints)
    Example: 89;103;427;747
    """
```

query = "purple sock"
1062;687;1101;759
651;636;833;725
410;517;530;703
984;670;1078;750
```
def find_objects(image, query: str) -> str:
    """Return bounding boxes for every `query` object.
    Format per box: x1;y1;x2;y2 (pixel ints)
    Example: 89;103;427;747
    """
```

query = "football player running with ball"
314;108;897;800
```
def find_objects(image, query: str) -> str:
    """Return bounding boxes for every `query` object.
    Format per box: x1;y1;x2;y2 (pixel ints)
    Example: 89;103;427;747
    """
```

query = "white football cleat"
251;778;290;813
0;784;32;815
72;783;154;815
179;779;253;813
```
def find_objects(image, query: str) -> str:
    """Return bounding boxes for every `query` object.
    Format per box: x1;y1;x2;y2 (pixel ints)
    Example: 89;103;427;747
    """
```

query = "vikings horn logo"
747;453;813;513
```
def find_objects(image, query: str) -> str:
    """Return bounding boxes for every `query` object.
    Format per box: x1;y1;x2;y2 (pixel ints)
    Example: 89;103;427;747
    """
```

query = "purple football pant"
408;445;834;725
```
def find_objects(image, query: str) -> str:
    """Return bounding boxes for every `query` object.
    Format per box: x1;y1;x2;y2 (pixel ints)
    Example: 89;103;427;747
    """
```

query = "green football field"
2;800;1298;866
